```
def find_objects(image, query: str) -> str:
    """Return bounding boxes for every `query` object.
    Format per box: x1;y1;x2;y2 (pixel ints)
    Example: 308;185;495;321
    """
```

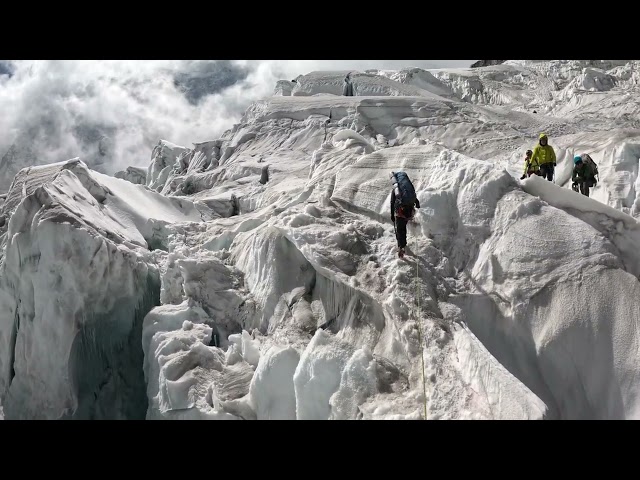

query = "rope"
414;233;428;420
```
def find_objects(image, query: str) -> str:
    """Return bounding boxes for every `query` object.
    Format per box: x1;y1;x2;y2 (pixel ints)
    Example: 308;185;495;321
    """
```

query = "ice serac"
294;329;355;420
0;160;207;419
142;302;242;420
147;140;190;191
1;158;87;216
115;166;147;185
0;174;158;419
274;80;295;96
248;345;299;420
290;71;448;99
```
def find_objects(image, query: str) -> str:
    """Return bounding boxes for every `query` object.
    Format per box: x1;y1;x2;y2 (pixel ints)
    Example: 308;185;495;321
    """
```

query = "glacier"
1;60;640;419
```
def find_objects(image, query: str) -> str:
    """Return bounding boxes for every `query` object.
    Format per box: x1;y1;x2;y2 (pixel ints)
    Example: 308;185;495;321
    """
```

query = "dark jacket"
572;162;596;183
390;189;420;222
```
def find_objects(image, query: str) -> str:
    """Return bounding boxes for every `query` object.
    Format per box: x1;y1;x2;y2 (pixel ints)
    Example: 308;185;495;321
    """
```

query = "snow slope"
2;60;640;420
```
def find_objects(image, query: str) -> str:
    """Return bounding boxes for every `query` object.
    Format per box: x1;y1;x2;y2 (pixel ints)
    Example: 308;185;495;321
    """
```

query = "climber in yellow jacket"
519;149;540;179
530;133;556;181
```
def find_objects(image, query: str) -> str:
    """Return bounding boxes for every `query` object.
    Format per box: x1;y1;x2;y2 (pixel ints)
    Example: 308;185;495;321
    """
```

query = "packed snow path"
1;60;640;419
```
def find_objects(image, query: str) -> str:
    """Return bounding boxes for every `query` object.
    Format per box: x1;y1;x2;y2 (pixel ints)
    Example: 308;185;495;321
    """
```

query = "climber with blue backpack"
390;171;420;258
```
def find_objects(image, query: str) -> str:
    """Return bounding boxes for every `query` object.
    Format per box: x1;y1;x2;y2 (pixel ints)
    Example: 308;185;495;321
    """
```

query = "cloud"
0;61;14;78
0;59;475;188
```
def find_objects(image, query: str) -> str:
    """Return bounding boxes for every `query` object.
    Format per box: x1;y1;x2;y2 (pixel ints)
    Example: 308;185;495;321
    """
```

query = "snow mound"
332;129;375;153
522;175;640;277
454;174;640;418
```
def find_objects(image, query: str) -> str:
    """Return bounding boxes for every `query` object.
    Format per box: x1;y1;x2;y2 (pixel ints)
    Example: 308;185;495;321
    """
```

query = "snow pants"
539;163;555;181
395;217;408;249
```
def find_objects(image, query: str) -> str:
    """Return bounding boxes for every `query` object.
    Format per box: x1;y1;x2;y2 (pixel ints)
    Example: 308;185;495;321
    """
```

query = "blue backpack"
392;171;417;208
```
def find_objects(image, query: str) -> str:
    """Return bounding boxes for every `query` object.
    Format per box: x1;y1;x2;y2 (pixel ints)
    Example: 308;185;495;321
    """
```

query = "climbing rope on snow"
413;233;428;420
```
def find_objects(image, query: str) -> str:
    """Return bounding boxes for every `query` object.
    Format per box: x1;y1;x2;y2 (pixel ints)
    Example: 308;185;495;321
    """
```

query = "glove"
520;174;526;180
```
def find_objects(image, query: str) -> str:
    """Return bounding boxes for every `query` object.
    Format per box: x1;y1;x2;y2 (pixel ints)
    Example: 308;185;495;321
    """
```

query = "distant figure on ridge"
390;171;420;258
342;73;354;96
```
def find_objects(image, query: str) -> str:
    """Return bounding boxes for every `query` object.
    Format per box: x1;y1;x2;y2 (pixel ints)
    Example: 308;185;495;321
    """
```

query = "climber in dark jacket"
390;180;420;258
572;155;597;197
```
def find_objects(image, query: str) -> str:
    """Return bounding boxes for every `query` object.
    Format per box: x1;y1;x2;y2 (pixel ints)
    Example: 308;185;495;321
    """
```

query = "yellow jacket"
523;156;540;173
530;144;556;166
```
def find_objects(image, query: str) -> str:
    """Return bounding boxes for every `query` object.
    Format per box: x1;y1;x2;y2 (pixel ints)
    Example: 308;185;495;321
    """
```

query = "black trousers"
539;163;554;181
395;217;408;248
579;179;595;197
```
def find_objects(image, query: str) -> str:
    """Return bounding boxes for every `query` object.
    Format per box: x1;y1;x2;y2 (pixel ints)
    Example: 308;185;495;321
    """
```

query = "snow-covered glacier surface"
1;60;640;419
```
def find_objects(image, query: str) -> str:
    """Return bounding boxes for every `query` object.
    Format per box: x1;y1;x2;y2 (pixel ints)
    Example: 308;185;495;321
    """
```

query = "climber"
572;155;597;197
530;133;556;181
390;171;420;258
342;73;354;96
519;149;540;179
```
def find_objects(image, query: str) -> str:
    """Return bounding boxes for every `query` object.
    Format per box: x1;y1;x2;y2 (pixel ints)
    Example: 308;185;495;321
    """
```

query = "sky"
0;60;476;178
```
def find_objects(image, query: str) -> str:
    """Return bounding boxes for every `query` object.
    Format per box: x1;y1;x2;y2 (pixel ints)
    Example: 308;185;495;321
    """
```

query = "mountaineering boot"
398;247;405;258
